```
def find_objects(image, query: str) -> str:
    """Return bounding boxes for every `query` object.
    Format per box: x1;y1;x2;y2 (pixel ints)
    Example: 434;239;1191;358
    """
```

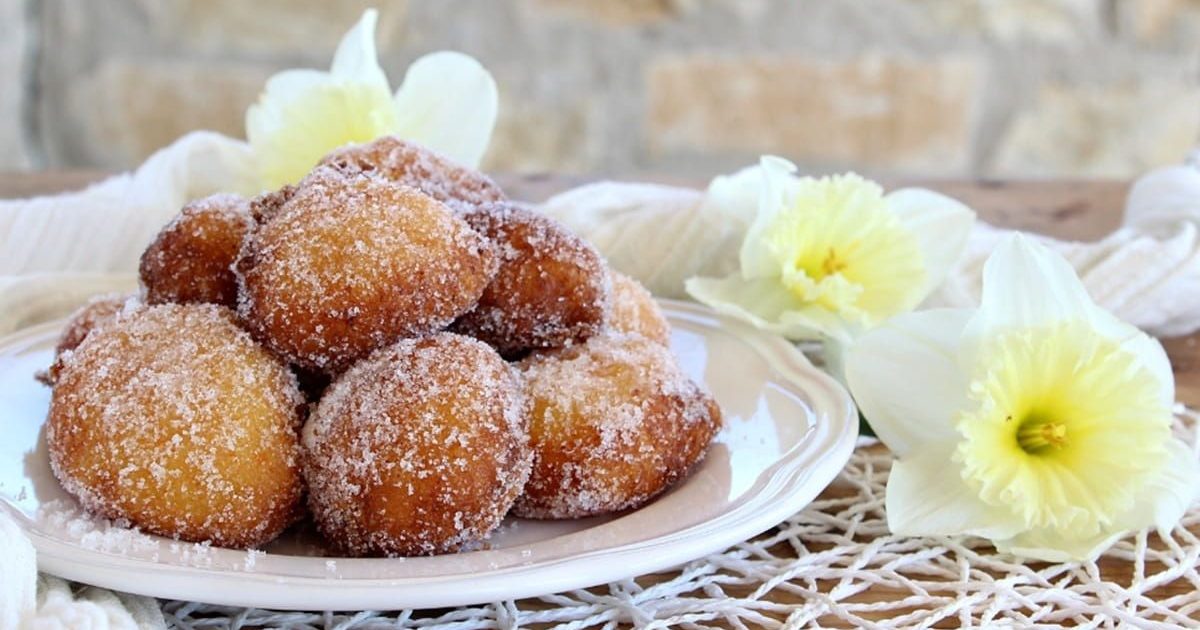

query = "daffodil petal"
251;69;331;108
821;337;849;386
246;65;398;189
329;9;389;86
966;233;1099;338
775;308;856;342
392;51;498;168
245;10;398;190
886;187;975;299
1119;438;1200;532
739;156;797;279
995;527;1126;563
846;308;972;456
701;163;765;225
245;69;345;147
886;443;1027;539
1115;329;1176;409
964;233;1175;404
1082;300;1172;397
685;274;841;340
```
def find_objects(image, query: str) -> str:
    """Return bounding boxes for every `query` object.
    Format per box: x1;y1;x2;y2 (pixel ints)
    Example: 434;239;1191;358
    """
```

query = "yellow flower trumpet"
246;9;498;190
846;234;1200;561
686;156;975;341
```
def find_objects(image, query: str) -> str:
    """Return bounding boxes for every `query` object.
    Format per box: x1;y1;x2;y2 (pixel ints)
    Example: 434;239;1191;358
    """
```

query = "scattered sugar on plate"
244;548;265;571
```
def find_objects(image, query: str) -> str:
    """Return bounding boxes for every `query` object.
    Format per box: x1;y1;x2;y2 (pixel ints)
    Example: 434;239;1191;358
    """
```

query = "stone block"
71;59;271;168
137;0;408;56
909;0;1103;44
991;82;1200;177
484;96;594;173
530;0;682;26
0;0;31;169
1117;0;1200;44
646;54;979;173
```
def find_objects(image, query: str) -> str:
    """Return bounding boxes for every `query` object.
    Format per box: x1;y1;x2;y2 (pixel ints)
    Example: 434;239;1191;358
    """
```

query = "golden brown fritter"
38;293;140;386
139;194;252;307
46;304;305;548
302;333;531;557
319;136;505;214
514;332;721;519
235;167;497;373
54;293;137;357
453;203;609;358
604;271;670;346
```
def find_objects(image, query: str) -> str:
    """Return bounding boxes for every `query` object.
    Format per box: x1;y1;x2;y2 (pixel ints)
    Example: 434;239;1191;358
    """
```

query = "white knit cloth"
0;509;165;629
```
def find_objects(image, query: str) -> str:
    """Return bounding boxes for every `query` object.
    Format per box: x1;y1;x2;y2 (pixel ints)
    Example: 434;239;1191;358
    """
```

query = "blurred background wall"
0;0;1197;179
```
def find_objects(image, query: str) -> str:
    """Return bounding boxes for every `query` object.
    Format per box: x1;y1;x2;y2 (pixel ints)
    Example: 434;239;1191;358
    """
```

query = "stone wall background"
0;0;1198;179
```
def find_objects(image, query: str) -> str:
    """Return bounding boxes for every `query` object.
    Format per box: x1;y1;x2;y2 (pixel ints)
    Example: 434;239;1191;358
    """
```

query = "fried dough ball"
514;333;722;519
247;185;295;225
452;203;610;358
38;293;141;386
236;168;498;373
320;136;505;214
46;304;305;548
605;271;670;346
139;193;252;307
55;293;138;356
302;333;531;557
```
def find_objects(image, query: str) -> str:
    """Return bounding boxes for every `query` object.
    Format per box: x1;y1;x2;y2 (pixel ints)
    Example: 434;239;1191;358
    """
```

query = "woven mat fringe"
156;409;1200;629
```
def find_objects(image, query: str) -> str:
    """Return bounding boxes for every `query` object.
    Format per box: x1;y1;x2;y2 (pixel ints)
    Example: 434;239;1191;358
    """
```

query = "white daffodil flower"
246;9;498;190
846;234;1200;562
686;156;975;341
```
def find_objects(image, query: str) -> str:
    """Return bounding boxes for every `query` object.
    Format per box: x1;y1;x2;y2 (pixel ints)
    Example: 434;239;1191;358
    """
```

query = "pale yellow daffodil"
246;9;498;190
686;156;975;341
846;234;1200;562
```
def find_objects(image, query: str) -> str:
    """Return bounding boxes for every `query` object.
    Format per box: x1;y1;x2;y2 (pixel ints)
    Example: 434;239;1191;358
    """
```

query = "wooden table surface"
3;171;1196;625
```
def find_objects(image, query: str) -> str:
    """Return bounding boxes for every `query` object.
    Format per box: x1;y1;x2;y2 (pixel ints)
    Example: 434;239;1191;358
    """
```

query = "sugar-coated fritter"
38;293;140;386
302;333;531;557
247;184;295;225
514;332;721;519
452;203;610;358
605;271;670;346
54;293;138;357
139;193;252;307
46;304;305;548
320;136;505;214
235;167;497;373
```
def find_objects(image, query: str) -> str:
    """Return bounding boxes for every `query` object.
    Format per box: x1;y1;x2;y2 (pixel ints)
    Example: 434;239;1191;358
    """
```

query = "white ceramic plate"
0;283;857;611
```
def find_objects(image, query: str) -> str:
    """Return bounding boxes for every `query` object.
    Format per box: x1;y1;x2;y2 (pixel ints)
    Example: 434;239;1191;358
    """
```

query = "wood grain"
2;171;1195;625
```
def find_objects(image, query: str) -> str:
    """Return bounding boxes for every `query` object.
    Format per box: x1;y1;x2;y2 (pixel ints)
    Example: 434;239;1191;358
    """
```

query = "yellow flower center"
801;247;850;281
765;174;926;327
954;322;1171;535
1016;414;1068;453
